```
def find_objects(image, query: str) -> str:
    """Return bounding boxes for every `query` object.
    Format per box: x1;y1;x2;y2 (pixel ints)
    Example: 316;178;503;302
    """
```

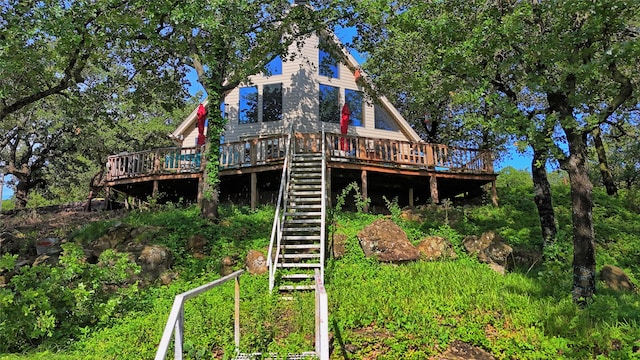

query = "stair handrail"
314;269;329;360
268;123;294;292
155;270;245;360
320;126;327;281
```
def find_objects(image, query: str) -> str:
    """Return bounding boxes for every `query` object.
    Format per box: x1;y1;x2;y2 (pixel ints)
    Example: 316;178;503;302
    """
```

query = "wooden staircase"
275;152;325;292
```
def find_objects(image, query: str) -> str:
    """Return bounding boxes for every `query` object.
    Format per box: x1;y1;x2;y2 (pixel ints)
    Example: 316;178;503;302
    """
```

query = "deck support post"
430;175;439;204
251;172;257;211
491;180;499;206
361;170;369;213
409;187;414;209
152;180;159;199
326;167;332;208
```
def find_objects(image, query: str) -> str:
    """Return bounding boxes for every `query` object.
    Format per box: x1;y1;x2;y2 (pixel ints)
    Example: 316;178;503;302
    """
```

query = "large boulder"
600;265;636;292
246;250;268;275
357;219;420;263
332;233;348;259
463;231;512;267
416;236;457;261
137;245;173;282
89;222;132;255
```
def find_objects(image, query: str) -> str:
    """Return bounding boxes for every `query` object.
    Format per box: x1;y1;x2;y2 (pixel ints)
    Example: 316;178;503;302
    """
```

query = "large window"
374;104;399;131
345;89;364;127
239;86;258;124
318;46;338;78
319;84;340;123
263;83;283;122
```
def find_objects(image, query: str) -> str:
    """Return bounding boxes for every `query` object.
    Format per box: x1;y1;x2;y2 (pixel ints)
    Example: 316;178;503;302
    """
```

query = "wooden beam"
361;169;369;213
251;172;257;211
409;187;414;209
152;180;159;198
430;176;439;204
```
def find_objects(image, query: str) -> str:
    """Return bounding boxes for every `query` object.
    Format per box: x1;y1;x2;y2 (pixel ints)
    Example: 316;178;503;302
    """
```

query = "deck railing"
106;133;493;181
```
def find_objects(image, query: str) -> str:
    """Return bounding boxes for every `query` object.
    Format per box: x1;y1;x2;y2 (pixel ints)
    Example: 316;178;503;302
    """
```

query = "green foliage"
333;182;371;215
0;243;140;353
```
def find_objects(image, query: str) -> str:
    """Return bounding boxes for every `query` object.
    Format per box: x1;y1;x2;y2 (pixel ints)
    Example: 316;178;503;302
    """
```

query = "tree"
0;1;187;207
349;0;640;303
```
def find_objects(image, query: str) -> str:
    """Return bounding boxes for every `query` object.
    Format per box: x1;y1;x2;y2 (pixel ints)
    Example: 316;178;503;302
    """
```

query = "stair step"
288;204;321;210
282;227;321;232
284;218;322;224
279;285;315;291
279;253;320;259
289;191;322;197
234;352;317;360
284;212;322;217
282;244;321;250
276;263;322;268
282;235;321;241
281;274;315;280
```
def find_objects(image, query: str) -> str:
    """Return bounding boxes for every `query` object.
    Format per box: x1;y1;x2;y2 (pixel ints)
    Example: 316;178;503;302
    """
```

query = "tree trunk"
14;182;29;209
561;129;596;305
592;127;617;196
198;96;225;221
531;147;557;249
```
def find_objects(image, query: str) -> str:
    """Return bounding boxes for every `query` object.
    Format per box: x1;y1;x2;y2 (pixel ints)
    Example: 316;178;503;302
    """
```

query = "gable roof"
172;28;422;143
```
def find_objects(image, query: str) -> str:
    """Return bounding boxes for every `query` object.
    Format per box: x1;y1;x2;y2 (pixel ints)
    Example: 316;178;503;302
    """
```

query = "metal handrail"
314;269;329;360
320;126;327;281
268;124;294;292
155;270;245;360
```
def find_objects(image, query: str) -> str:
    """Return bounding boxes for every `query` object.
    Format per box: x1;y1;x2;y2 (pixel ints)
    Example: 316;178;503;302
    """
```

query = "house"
104;11;497;315
104;24;497;211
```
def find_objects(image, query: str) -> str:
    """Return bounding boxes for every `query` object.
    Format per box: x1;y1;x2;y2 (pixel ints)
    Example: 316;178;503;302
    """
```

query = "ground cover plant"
0;168;639;359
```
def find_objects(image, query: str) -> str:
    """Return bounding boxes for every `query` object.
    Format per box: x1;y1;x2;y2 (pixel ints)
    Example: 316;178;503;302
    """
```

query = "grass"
2;168;640;359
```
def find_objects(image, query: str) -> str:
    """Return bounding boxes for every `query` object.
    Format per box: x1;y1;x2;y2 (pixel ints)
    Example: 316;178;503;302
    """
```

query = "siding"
220;32;412;143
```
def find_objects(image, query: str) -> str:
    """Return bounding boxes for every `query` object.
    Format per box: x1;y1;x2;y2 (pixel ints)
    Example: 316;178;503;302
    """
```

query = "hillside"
1;168;639;359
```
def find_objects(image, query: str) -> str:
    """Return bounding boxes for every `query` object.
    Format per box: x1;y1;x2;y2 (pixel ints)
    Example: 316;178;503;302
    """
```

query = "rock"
480;241;513;267
89;223;133;255
416;236;457;260
357;219;420;263
246;250;268;275
0;230;20;255
187;234;207;256
160;270;177;285
600;265;636;292
400;209;424;223
222;256;236;267
32;254;60;267
332;233;348;259
431;340;496;360
0;275;7;287
463;231;512;267
488;263;506;275
138;245;172;282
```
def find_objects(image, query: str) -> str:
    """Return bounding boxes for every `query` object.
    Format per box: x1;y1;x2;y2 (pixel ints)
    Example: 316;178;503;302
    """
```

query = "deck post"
409;187;414;208
251;172;257;211
491;180;499;206
152;180;159;199
326;167;332;208
361;170;369;213
430;175;439;204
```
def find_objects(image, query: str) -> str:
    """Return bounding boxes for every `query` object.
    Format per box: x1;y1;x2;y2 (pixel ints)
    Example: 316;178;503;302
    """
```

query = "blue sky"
1;25;531;202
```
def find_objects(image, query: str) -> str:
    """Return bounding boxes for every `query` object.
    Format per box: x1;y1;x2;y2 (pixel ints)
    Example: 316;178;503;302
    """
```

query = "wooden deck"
104;133;497;207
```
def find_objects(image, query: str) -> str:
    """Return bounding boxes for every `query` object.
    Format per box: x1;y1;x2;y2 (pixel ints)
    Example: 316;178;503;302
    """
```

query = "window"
318;47;338;78
239;86;258;124
265;55;282;76
263;83;283;122
319;84;340;123
374;104;399;131
345;89;364;127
